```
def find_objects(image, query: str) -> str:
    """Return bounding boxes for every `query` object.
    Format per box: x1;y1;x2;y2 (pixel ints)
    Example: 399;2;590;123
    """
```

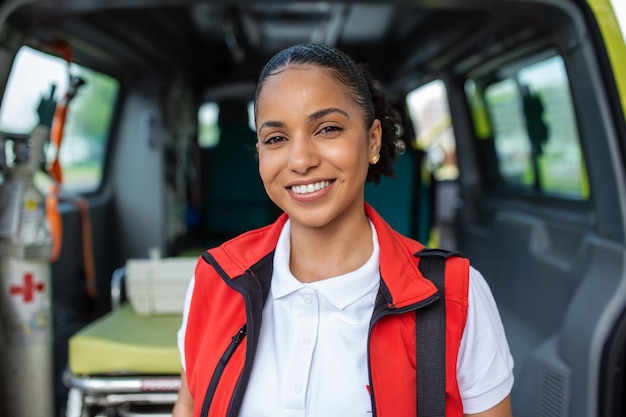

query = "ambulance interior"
0;1;625;417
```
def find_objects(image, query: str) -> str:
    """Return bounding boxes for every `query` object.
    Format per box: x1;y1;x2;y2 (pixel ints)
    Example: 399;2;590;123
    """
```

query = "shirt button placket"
282;289;319;414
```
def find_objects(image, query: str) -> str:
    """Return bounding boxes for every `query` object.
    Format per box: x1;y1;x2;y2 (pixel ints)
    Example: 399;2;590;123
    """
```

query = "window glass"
198;101;257;149
198;102;220;148
248;101;256;133
406;80;459;250
482;55;588;199
0;46;118;192
484;78;533;186
406;80;457;181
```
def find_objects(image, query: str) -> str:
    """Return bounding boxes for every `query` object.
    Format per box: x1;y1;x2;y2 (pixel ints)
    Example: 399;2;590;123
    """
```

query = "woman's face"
256;64;381;230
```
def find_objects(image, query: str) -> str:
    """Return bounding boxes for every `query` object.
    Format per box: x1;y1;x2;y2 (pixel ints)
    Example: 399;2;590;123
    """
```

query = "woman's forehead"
262;65;339;89
257;66;353;110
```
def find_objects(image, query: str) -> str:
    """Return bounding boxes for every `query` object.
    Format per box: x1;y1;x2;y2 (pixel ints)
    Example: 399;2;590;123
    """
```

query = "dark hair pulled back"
254;43;401;184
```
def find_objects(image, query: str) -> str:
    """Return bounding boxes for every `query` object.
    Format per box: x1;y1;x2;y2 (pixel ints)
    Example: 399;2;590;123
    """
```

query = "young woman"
173;43;514;417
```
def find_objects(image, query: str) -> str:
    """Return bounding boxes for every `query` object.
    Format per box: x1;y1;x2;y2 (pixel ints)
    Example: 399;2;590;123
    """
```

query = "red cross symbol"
10;273;45;303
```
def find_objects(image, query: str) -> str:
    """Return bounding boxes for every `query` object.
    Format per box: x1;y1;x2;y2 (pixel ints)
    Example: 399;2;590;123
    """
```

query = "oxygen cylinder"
0;125;54;417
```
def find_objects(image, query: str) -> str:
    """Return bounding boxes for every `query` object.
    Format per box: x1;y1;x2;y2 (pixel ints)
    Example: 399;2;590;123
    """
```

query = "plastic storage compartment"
125;257;197;315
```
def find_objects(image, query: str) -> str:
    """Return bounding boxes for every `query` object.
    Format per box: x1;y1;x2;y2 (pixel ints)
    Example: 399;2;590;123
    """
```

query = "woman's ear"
369;119;382;159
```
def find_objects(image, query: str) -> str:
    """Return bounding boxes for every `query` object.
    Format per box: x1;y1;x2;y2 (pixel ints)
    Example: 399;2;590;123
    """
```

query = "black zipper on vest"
367;287;440;417
199;251;273;417
200;323;247;417
225;269;266;417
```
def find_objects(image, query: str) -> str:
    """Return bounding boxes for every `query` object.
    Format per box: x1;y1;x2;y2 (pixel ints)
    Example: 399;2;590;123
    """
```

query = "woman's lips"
287;180;335;202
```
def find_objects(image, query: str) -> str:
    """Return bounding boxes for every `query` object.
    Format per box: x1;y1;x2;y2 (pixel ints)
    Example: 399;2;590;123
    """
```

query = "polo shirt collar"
271;219;381;310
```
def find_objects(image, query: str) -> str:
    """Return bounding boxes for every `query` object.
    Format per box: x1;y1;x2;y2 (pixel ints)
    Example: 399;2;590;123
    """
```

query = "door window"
407;79;457;181
477;54;588;199
0;46;119;192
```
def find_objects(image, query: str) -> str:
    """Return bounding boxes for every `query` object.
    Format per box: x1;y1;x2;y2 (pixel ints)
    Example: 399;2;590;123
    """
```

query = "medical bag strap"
414;248;462;417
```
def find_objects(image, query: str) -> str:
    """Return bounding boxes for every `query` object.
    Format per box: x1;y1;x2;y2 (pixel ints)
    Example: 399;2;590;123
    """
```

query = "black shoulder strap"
414;248;462;417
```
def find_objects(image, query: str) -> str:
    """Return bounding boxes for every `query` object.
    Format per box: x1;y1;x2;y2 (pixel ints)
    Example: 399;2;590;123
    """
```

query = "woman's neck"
288;213;373;283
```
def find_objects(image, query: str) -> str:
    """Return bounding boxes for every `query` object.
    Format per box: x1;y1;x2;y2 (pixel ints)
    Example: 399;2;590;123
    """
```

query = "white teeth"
291;181;331;194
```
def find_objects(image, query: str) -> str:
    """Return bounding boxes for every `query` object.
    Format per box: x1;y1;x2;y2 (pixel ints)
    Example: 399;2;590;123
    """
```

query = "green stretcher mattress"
68;303;182;375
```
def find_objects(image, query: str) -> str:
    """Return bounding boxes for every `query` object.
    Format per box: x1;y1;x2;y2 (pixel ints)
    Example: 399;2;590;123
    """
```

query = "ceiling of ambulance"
0;0;571;93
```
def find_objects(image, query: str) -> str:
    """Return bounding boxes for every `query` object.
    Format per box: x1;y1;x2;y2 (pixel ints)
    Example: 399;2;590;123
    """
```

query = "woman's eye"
262;135;286;145
318;125;343;135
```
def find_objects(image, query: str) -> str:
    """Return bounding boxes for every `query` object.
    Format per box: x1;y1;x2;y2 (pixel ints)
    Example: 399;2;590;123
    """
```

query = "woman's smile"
287;179;336;202
289;180;333;195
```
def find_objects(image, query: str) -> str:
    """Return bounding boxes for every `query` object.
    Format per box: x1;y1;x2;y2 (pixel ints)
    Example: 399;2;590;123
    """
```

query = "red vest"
184;204;469;416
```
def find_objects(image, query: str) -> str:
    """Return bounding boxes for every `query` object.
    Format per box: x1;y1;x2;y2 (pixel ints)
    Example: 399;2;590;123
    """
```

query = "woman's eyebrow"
257;108;349;132
258;120;285;132
308;107;349;121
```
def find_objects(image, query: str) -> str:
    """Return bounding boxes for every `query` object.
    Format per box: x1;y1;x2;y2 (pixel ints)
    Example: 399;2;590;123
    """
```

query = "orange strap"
44;43;97;300
46;184;63;262
47;99;67;262
48;42;72;185
49;102;68;185
73;198;97;299
46;44;71;263
47;95;66;263
46;191;97;299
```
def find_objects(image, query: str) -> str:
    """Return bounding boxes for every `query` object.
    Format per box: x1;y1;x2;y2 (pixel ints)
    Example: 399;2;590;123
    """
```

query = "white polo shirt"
178;220;514;416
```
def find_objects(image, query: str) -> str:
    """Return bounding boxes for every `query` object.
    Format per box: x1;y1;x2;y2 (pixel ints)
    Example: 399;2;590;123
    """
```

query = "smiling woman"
173;43;514;417
1;1;625;417
255;66;378;229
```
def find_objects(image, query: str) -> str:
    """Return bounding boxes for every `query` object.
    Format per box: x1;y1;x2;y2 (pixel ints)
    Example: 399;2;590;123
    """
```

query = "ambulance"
0;0;624;416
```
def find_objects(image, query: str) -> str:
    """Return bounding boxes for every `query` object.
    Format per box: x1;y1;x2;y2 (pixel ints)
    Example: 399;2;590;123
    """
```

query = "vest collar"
364;204;438;309
208;203;438;309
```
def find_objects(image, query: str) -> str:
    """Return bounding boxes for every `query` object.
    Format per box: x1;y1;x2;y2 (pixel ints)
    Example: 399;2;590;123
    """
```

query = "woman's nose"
287;136;320;174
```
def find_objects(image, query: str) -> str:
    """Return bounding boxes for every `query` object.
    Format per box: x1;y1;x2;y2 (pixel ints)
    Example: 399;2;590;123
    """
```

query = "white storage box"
125;257;198;315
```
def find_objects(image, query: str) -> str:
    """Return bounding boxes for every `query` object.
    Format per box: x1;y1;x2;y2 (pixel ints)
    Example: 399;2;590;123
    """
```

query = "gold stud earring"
371;154;380;164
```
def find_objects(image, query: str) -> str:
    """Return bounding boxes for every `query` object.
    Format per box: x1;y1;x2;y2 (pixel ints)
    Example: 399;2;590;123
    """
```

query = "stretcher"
64;257;197;417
